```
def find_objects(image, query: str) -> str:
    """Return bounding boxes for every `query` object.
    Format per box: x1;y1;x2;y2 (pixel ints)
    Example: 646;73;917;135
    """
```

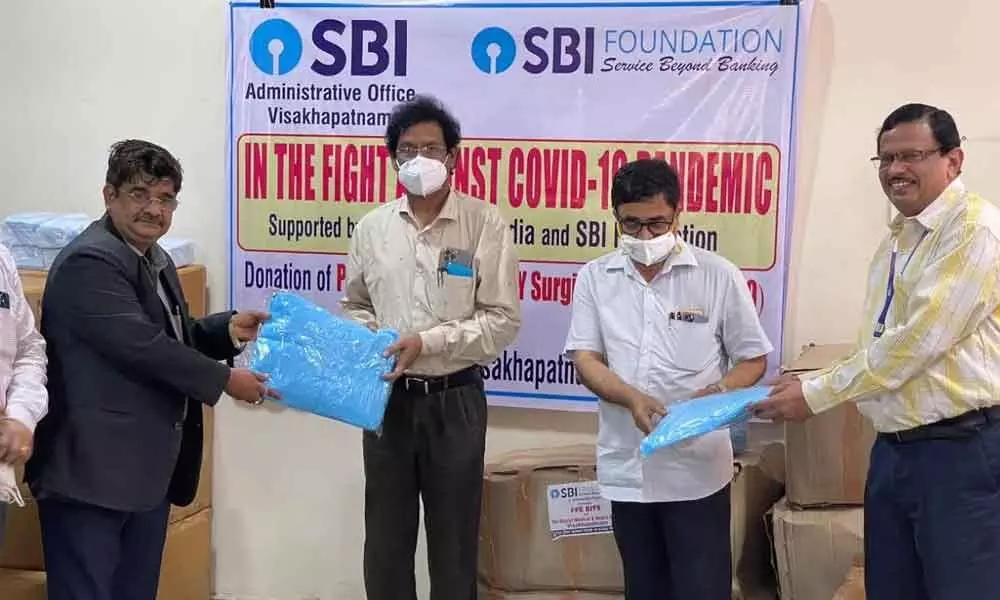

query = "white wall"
3;1;1000;599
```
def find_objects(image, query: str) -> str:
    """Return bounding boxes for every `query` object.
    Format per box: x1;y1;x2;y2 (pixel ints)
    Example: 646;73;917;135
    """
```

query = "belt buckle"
405;377;430;395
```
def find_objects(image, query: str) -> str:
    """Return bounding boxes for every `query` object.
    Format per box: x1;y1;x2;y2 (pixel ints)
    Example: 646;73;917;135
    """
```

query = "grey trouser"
362;372;487;600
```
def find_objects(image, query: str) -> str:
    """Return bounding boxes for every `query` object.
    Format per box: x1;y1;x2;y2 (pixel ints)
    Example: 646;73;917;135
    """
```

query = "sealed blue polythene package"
639;386;772;457
249;291;400;431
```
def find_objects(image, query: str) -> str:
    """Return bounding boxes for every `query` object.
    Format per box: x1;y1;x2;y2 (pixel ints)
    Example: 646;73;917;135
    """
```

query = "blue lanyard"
873;230;928;338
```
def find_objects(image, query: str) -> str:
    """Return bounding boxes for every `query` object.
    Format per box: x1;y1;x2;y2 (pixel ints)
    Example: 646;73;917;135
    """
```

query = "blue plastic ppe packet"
248;291;400;431
639;386;773;457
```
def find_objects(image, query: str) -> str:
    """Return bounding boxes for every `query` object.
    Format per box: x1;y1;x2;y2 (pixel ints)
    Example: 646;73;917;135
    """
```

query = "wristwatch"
707;381;728;394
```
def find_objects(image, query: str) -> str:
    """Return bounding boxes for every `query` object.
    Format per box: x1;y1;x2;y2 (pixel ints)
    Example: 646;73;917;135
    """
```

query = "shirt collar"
126;240;169;273
398;189;460;224
889;177;966;235
605;239;699;273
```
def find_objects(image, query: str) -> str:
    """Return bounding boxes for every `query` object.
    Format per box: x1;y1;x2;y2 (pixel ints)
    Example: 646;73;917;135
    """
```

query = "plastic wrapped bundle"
159;237;197;266
34;213;92;248
3;212;60;245
249;291;399;431
639;386;772;457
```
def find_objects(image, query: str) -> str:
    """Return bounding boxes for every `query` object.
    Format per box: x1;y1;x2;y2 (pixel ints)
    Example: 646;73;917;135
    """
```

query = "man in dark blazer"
25;139;277;600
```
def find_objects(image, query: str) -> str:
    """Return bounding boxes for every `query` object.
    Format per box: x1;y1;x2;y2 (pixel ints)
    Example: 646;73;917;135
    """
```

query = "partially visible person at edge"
25;139;279;600
0;240;47;544
341;95;521;600
753;103;1000;600
563;158;772;600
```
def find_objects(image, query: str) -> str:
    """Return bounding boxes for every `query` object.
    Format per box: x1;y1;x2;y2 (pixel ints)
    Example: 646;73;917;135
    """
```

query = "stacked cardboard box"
478;442;786;600
771;344;869;600
832;560;865;600
0;265;214;600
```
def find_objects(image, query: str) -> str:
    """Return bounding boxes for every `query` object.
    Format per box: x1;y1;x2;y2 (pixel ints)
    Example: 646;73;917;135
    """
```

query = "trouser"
0;502;5;546
37;496;170;600
865;408;1000;600
362;369;487;600
610;484;732;600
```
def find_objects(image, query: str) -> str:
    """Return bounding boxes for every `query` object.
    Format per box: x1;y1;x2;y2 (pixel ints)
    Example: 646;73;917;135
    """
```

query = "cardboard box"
158;507;212;600
771;498;863;600
731;444;785;600
782;344;877;507
0;568;46;600
478;586;622;600
480;445;624;592
832;564;866;600
481;443;787;598
0;497;43;570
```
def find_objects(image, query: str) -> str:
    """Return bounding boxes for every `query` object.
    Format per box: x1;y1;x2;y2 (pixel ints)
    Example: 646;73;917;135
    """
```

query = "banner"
228;0;809;411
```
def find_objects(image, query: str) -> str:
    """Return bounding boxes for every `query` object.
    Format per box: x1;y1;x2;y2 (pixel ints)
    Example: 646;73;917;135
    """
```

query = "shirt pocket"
658;320;719;373
432;272;477;322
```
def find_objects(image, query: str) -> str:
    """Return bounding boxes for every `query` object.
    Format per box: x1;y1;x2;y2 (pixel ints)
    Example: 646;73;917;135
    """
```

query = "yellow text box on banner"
236;134;781;269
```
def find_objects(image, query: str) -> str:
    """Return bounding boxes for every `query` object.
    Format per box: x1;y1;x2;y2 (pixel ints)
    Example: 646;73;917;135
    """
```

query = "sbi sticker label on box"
546;481;612;540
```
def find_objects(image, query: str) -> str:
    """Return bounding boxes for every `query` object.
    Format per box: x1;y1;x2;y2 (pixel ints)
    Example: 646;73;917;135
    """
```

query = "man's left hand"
0;418;33;464
230;310;270;343
750;375;814;422
383;334;423;381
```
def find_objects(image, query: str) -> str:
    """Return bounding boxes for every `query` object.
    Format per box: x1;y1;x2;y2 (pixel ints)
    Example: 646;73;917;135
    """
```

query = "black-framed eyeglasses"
396;144;448;162
617;217;672;236
869;148;942;171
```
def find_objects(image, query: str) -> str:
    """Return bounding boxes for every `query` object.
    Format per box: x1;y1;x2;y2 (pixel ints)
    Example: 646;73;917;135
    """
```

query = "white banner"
227;0;809;411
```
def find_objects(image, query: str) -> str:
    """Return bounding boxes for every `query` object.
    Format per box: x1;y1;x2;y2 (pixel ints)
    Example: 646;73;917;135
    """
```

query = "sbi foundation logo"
250;18;303;76
470;25;596;75
249;17;409;77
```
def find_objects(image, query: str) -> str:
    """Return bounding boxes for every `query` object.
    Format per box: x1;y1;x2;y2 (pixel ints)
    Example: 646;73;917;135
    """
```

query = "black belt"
392;366;481;396
879;405;1000;443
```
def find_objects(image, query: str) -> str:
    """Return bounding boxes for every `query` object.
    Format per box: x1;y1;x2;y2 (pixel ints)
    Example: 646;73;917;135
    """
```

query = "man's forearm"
571;351;637;409
720;356;768;390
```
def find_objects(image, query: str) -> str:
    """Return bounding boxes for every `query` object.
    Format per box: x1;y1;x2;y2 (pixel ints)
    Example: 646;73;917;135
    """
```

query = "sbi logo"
470;26;596;75
249;18;408;77
251;19;303;75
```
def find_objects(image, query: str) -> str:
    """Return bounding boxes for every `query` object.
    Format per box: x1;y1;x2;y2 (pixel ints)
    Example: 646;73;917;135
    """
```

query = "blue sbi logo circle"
549;488;560;499
250;18;303;76
470;27;517;74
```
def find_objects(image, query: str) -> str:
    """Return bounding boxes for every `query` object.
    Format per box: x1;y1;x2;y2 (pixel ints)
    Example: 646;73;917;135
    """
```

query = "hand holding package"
639;386;772;456
249;291;399;431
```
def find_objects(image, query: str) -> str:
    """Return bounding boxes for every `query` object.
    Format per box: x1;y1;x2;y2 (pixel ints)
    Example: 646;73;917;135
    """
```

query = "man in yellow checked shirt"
754;103;1000;600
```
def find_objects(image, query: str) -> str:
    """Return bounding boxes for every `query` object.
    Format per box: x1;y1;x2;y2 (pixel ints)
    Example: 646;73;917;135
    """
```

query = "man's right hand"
627;391;667;435
225;368;279;406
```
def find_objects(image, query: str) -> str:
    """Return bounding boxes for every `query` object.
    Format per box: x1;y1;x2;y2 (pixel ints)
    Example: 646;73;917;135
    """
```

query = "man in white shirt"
0;242;47;542
754;103;1000;600
564;158;772;600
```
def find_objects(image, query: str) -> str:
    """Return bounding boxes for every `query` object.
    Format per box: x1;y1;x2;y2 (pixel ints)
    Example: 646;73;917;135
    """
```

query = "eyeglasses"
396;144;448;162
870;148;942;171
617;217;672;236
125;187;179;212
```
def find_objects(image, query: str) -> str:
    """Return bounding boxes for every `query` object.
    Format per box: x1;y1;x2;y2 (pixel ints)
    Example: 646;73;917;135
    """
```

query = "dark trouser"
611;484;732;600
37;496;170;600
362;374;487;600
865;413;1000;600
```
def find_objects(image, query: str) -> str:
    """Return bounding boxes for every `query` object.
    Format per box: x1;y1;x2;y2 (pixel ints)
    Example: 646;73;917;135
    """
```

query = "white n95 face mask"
397;155;448;197
620;232;677;266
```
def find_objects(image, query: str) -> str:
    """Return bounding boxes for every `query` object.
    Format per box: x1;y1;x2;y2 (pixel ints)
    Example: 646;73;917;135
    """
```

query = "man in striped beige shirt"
342;95;521;600
754;103;1000;599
